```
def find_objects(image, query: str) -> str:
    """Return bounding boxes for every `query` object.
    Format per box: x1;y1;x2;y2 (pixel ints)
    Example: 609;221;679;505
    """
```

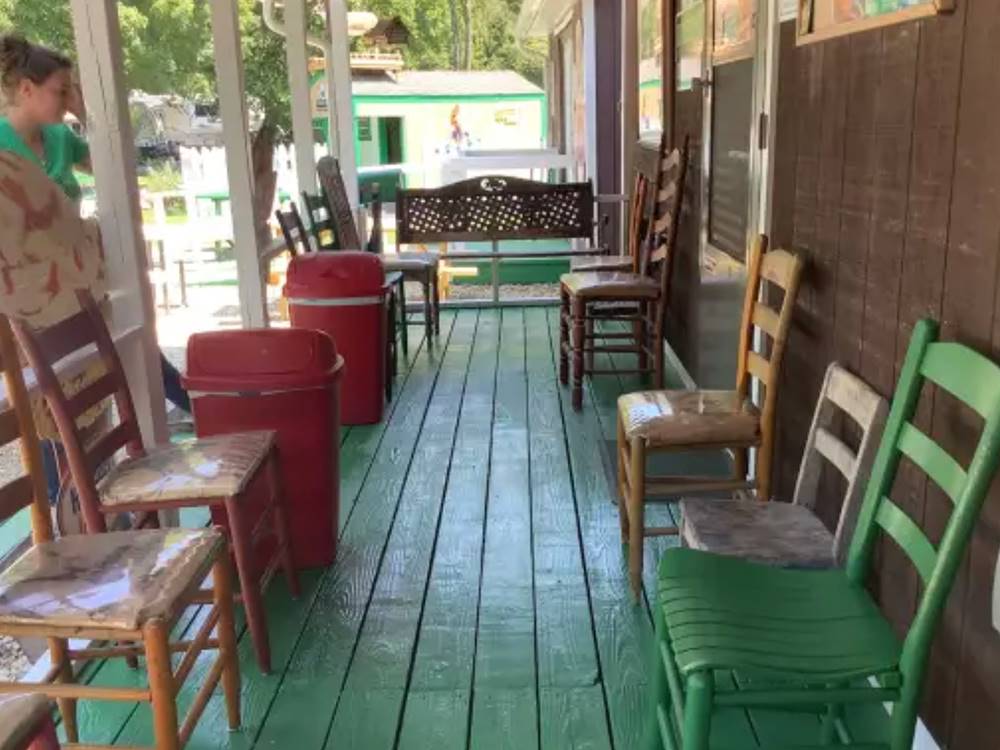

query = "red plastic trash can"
284;251;389;425
183;328;344;569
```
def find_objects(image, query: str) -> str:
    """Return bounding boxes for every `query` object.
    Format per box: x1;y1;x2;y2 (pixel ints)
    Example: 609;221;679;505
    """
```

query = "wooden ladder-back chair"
570;134;664;273
616;235;804;595
301;190;338;250
0;316;241;750
10;290;299;674
680;362;888;568
647;318;1000;750
315;157;431;353
568;167;652;274
559;135;688;411
275;201;313;256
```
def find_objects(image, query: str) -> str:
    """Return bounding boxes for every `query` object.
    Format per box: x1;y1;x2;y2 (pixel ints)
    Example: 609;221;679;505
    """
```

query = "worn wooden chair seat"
561;271;660;300
570;254;633;272
382;251;439;273
0;529;221;631
680;501;837;568
679;363;888;569
0;694;54;750
619;390;759;446
647;319;1000;750
97;431;274;507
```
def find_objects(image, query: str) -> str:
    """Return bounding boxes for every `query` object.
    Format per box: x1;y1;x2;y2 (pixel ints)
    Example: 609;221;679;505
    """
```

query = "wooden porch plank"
471;310;537;745
252;321;455;750
476;309;532;659
323;688;404;748
114;571;323;747
405;310;499;694
470;688;538;750
525;308;600;690
317;312;477;750
397;689;470;750
338;327;430;531
545;308;651;750
331;311;473;693
540;686;613;750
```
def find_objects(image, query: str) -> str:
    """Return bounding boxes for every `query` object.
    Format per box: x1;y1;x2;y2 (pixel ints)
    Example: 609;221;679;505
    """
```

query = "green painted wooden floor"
72;307;884;749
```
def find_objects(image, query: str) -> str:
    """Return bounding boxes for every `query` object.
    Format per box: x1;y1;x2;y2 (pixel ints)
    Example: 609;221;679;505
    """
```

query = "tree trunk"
449;0;461;69
463;0;474;69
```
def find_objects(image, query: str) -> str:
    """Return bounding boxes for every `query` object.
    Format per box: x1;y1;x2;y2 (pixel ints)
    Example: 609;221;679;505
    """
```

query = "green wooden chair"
646;318;1000;750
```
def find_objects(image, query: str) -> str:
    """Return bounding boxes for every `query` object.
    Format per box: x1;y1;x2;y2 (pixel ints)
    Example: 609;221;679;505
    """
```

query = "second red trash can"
183;328;344;569
284;251;389;425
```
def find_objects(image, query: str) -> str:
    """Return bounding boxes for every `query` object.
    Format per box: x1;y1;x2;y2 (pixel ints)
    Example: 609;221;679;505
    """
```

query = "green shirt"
0;119;90;201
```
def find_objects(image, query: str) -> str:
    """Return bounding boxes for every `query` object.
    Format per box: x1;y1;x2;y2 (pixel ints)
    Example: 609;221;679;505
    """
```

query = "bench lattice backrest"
396;175;595;246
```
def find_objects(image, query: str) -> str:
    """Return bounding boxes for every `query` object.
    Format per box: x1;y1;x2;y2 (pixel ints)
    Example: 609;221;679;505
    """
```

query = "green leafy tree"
0;0;290;129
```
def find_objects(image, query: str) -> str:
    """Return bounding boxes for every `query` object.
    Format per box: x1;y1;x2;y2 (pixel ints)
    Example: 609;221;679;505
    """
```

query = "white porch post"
285;0;317;195
324;0;360;207
210;0;267;328
68;0;168;448
581;0;600;183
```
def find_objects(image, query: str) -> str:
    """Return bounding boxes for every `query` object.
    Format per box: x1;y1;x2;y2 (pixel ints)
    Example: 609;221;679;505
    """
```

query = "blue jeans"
41;351;190;503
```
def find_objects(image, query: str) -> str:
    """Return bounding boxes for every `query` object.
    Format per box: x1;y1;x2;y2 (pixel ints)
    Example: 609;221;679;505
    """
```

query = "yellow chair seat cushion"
560;271;659;299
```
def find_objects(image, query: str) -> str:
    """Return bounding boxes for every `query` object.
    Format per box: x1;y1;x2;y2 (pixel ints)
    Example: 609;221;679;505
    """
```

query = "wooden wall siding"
768;1;1000;745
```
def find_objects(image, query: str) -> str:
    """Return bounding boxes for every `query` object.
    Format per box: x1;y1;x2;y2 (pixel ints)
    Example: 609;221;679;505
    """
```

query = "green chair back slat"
874;499;937;583
841;318;1000;750
920;342;1000;418
896;422;967;503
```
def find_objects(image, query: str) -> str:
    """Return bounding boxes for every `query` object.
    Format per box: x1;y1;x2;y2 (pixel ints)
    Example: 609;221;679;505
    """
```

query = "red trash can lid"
182;328;343;392
283;251;385;300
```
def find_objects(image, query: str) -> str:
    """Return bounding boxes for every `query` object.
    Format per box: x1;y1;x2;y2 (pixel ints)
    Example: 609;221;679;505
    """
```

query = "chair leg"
213;556;242;731
616;412;629;543
224;497;271;674
585;310;595;373
628;437;646;599
422;275;433;344
642;600;671;750
636;302;648;377
144;619;180;750
682;671;715;750
398;278;409;356
559;287;570;386
432;269;441;335
49;637;77;743
267;452;301;598
571;295;585;411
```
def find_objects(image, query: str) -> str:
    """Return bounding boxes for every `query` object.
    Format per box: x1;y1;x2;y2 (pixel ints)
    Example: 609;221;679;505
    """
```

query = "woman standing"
0;34;190;516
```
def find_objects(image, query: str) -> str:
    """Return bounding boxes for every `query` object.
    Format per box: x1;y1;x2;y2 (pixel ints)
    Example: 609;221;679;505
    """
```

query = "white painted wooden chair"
680;362;889;567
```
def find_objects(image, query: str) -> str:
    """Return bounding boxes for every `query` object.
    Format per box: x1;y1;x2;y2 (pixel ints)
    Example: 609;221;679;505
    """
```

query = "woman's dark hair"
0;35;72;97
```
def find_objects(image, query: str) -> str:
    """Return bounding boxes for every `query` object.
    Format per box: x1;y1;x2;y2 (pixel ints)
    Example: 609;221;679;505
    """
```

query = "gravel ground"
0;636;30;680
446;283;560;301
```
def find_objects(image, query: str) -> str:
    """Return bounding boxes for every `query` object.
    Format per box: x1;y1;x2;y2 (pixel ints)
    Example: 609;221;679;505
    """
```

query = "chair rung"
589;368;651;375
645;526;679;537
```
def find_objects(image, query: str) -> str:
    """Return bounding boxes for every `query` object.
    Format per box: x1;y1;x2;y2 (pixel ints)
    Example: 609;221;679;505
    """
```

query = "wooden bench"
396;175;613;302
